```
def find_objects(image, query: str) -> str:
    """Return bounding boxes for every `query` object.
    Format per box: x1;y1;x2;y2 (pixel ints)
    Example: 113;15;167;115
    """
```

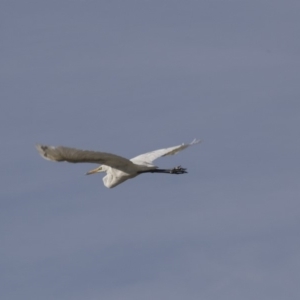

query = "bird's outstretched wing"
130;139;201;166
36;145;135;171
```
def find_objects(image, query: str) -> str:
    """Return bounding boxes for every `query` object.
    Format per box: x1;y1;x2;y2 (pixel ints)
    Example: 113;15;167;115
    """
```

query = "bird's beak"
85;166;102;175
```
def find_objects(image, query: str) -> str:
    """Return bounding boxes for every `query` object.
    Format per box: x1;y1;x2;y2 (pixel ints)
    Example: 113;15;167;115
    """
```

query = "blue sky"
1;1;300;299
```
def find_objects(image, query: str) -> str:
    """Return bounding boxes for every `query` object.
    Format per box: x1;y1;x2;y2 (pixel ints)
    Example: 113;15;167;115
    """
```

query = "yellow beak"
85;166;102;175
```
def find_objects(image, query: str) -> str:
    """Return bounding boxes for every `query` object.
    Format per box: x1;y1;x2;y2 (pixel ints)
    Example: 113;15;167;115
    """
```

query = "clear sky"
1;1;300;299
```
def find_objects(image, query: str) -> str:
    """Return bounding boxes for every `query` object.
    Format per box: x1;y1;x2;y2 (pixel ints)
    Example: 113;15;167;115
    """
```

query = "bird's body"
36;139;200;188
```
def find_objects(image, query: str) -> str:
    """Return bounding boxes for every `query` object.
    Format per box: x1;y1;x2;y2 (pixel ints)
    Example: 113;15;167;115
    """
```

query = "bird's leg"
139;166;187;175
169;165;187;174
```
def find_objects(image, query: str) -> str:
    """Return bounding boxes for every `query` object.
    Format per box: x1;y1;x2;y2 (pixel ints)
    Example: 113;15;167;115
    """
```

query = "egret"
36;139;200;188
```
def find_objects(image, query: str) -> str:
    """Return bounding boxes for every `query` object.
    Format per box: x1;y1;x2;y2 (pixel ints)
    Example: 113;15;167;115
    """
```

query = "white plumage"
36;139;200;188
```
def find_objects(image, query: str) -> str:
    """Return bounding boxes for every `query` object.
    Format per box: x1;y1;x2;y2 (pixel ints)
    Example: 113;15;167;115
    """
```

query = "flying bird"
36;139;200;188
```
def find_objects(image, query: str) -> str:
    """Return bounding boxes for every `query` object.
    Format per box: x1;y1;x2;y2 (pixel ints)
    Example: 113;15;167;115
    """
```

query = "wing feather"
130;139;201;165
36;145;134;171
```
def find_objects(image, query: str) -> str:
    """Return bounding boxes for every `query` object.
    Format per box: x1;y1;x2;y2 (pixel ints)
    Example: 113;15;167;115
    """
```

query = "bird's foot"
170;166;187;174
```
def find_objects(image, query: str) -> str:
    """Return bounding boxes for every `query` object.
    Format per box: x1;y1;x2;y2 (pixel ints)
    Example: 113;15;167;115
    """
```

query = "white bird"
36;139;201;188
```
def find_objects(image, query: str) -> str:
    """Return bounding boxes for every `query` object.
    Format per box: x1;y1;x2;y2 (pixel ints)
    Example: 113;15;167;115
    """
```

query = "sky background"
1;0;300;299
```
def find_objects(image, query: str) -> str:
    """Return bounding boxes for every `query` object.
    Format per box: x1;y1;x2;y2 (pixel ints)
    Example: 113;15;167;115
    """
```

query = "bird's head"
85;165;108;175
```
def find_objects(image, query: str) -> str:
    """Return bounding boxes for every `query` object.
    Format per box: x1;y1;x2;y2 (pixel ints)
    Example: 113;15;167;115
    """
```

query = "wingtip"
35;144;43;154
191;138;202;145
35;144;43;151
35;144;53;161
